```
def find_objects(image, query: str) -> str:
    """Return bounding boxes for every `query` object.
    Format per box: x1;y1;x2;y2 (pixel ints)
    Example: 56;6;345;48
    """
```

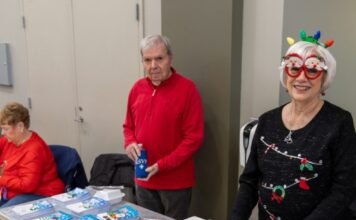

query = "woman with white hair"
231;30;356;220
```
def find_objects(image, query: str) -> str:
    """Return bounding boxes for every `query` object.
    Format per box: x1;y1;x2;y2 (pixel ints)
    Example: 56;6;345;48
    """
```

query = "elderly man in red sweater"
123;35;204;220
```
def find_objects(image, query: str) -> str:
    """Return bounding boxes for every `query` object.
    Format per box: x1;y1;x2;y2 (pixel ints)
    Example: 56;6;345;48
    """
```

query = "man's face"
142;43;172;86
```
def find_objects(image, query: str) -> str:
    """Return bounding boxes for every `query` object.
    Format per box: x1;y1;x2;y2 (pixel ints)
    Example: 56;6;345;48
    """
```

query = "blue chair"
49;145;89;191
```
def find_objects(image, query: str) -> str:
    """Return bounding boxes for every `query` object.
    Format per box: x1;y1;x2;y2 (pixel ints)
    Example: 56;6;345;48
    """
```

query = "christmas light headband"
286;29;334;48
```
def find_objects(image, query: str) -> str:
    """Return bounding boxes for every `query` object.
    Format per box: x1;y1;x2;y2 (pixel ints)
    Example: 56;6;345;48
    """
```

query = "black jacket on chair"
89;153;135;188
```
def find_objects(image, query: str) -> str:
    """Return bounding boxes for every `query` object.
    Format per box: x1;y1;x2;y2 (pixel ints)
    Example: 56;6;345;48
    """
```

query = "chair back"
239;118;258;167
89;153;136;203
89;153;134;187
49;145;89;191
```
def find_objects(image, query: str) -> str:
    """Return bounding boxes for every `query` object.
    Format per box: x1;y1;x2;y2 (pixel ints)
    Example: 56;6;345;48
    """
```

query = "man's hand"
125;143;141;161
138;163;159;181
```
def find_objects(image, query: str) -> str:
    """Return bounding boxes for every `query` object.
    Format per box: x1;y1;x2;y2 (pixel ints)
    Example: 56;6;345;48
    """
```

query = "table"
0;201;174;220
121;202;175;220
0;188;174;220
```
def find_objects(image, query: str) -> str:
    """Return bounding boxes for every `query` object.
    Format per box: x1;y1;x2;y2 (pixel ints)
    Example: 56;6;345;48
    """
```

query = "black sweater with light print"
231;101;356;220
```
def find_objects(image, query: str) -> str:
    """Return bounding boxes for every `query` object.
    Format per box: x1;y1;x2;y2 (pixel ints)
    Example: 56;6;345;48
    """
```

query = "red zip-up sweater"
0;132;64;199
123;68;204;189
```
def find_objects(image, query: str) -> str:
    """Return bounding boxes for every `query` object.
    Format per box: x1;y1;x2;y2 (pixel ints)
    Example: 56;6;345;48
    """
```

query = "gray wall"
280;0;356;126
240;0;284;127
162;0;243;219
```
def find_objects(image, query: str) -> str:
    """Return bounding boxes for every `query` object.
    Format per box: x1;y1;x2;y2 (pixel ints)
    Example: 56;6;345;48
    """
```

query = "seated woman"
0;102;64;207
231;30;356;219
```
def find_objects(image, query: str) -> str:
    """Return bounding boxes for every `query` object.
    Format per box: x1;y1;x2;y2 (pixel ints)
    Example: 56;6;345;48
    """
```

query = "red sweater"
123;69;204;189
0;132;64;199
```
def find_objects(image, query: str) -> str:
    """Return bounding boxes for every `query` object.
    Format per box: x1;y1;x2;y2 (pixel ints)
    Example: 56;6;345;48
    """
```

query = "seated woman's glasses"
283;53;327;80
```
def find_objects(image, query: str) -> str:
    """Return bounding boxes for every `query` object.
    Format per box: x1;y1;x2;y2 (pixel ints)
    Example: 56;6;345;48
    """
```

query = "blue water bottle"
135;145;148;178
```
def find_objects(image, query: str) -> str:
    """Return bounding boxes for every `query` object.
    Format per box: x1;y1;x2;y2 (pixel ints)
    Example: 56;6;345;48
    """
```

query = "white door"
23;0;80;148
72;0;141;171
24;0;142;174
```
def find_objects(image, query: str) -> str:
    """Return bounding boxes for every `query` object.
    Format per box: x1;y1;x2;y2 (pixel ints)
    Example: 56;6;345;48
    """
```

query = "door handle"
74;116;84;123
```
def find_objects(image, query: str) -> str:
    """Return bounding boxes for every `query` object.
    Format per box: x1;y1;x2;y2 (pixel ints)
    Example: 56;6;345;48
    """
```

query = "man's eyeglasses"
282;53;327;80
